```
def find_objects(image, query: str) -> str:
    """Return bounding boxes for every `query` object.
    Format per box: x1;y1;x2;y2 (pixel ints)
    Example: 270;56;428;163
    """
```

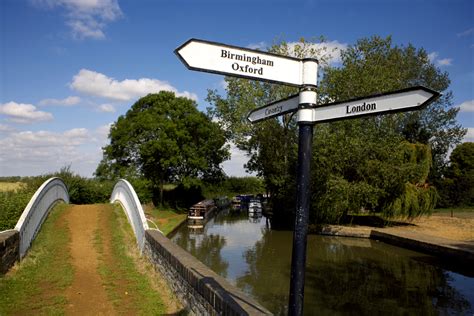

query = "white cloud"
31;0;122;40
464;128;474;142
287;40;347;65
457;28;474;37
246;40;347;66
0;126;109;177
428;51;453;67
458;100;474;112
0;124;14;133
428;52;438;62
95;123;112;142
39;96;81;106
70;68;198;102
437;58;452;66
0;102;53;123
247;41;267;50
97;103;116;113
4;128;89;147
221;142;255;177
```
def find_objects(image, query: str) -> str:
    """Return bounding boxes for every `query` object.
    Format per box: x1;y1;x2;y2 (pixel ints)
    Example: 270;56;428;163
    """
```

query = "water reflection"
172;218;229;277
170;212;473;315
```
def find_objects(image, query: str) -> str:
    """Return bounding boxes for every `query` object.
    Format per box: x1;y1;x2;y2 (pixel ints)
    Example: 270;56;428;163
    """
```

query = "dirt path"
387;213;474;242
64;204;115;315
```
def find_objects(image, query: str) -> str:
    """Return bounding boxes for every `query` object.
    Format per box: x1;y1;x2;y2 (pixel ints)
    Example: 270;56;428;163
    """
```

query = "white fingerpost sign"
247;94;299;123
175;38;311;86
175;38;440;316
247;86;440;124
311;86;439;123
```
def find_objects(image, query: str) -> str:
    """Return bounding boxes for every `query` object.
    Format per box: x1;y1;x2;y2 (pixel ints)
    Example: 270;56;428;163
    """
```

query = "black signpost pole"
176;42;439;316
288;122;314;315
287;59;318;316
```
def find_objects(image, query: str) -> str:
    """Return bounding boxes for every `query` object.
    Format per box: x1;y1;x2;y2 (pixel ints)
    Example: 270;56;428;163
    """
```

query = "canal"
169;209;474;315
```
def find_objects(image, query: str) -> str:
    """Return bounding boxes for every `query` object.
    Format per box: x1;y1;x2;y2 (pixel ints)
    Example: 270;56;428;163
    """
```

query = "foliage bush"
53;167;113;204
436;142;474;207
0;167;118;230
202;176;265;198
0;189;32;230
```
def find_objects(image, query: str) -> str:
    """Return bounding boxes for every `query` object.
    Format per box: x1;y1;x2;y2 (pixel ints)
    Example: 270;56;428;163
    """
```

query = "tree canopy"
96;91;230;203
437;142;474;207
207;36;465;225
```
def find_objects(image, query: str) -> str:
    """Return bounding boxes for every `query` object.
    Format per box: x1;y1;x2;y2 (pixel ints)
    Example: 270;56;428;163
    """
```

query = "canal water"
169;209;474;315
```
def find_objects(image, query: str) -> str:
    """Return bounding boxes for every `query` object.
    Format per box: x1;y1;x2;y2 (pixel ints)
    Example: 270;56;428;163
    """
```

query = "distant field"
0;182;25;192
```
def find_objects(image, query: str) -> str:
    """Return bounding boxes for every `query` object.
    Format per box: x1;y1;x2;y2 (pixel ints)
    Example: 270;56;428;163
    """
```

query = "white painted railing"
14;177;69;258
110;179;159;252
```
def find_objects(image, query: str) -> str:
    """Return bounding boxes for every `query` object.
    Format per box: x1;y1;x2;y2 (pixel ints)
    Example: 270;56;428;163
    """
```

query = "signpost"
248;86;440;124
175;38;308;86
247;94;299;123
175;38;440;316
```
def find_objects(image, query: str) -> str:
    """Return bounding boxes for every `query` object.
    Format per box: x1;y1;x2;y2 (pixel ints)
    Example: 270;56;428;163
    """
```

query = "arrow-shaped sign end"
175;39;198;70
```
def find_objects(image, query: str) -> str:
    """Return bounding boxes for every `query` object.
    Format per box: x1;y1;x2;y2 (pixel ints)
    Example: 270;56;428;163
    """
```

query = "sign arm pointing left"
175;38;305;86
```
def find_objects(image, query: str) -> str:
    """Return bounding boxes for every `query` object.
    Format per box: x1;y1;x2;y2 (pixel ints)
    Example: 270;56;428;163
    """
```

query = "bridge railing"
14;177;69;258
110;179;158;252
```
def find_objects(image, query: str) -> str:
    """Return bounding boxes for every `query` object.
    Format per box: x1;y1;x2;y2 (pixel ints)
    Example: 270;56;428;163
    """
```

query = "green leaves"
437;142;474;207
96;91;229;204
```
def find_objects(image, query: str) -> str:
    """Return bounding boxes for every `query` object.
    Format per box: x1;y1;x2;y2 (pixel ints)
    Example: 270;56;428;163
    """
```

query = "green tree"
96;91;230;204
438;142;474;207
207;38;329;197
320;36;466;182
208;36;465;225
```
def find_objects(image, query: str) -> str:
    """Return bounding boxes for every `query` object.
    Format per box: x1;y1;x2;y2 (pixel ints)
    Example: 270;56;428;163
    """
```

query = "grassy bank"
0;203;73;315
143;205;187;236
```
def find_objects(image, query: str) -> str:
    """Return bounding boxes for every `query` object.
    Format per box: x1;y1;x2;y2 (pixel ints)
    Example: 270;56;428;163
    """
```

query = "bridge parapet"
110;179;155;252
14;177;69;258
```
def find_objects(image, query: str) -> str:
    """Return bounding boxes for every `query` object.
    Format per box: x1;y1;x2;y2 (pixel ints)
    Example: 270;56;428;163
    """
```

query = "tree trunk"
160;179;164;207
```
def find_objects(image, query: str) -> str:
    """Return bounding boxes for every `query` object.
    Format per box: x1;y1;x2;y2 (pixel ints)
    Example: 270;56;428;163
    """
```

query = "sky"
1;0;473;178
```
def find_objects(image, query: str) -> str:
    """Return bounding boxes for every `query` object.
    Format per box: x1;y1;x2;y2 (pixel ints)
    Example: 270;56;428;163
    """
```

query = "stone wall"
144;229;272;315
0;230;19;274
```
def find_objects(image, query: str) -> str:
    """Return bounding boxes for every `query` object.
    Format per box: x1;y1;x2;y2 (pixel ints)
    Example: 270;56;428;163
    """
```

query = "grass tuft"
0;203;73;315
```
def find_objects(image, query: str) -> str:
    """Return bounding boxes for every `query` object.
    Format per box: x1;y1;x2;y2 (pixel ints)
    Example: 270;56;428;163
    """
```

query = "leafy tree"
207;38;329;197
208;36;465;225
320;36;466;182
96;91;230;204
438;142;474;207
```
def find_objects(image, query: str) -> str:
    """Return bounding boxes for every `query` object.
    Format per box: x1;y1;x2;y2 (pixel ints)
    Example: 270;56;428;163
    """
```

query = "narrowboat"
187;199;217;222
248;198;262;214
214;196;231;209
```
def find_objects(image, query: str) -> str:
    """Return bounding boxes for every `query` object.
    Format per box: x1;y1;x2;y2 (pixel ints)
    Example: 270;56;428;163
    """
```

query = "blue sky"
1;0;473;177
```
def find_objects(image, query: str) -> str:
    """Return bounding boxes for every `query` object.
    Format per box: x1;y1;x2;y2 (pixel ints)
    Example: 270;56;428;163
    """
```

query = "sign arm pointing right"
247;86;440;124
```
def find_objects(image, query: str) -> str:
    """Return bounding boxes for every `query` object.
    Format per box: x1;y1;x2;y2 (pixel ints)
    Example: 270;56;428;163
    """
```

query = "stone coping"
145;229;272;315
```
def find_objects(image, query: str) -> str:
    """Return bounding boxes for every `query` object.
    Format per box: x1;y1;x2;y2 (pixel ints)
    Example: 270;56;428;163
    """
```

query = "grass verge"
149;208;187;236
432;207;474;218
93;204;169;314
0;203;73;315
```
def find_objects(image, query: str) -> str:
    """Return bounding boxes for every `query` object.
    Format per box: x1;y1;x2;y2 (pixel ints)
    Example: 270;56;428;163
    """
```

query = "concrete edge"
369;230;474;265
317;225;473;265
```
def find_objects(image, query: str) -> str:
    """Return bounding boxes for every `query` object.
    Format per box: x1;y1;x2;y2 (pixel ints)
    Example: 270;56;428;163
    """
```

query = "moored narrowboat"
187;199;217;222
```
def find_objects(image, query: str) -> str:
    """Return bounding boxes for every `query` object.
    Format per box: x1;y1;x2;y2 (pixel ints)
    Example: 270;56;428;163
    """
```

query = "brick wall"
0;230;19;274
144;229;272;315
